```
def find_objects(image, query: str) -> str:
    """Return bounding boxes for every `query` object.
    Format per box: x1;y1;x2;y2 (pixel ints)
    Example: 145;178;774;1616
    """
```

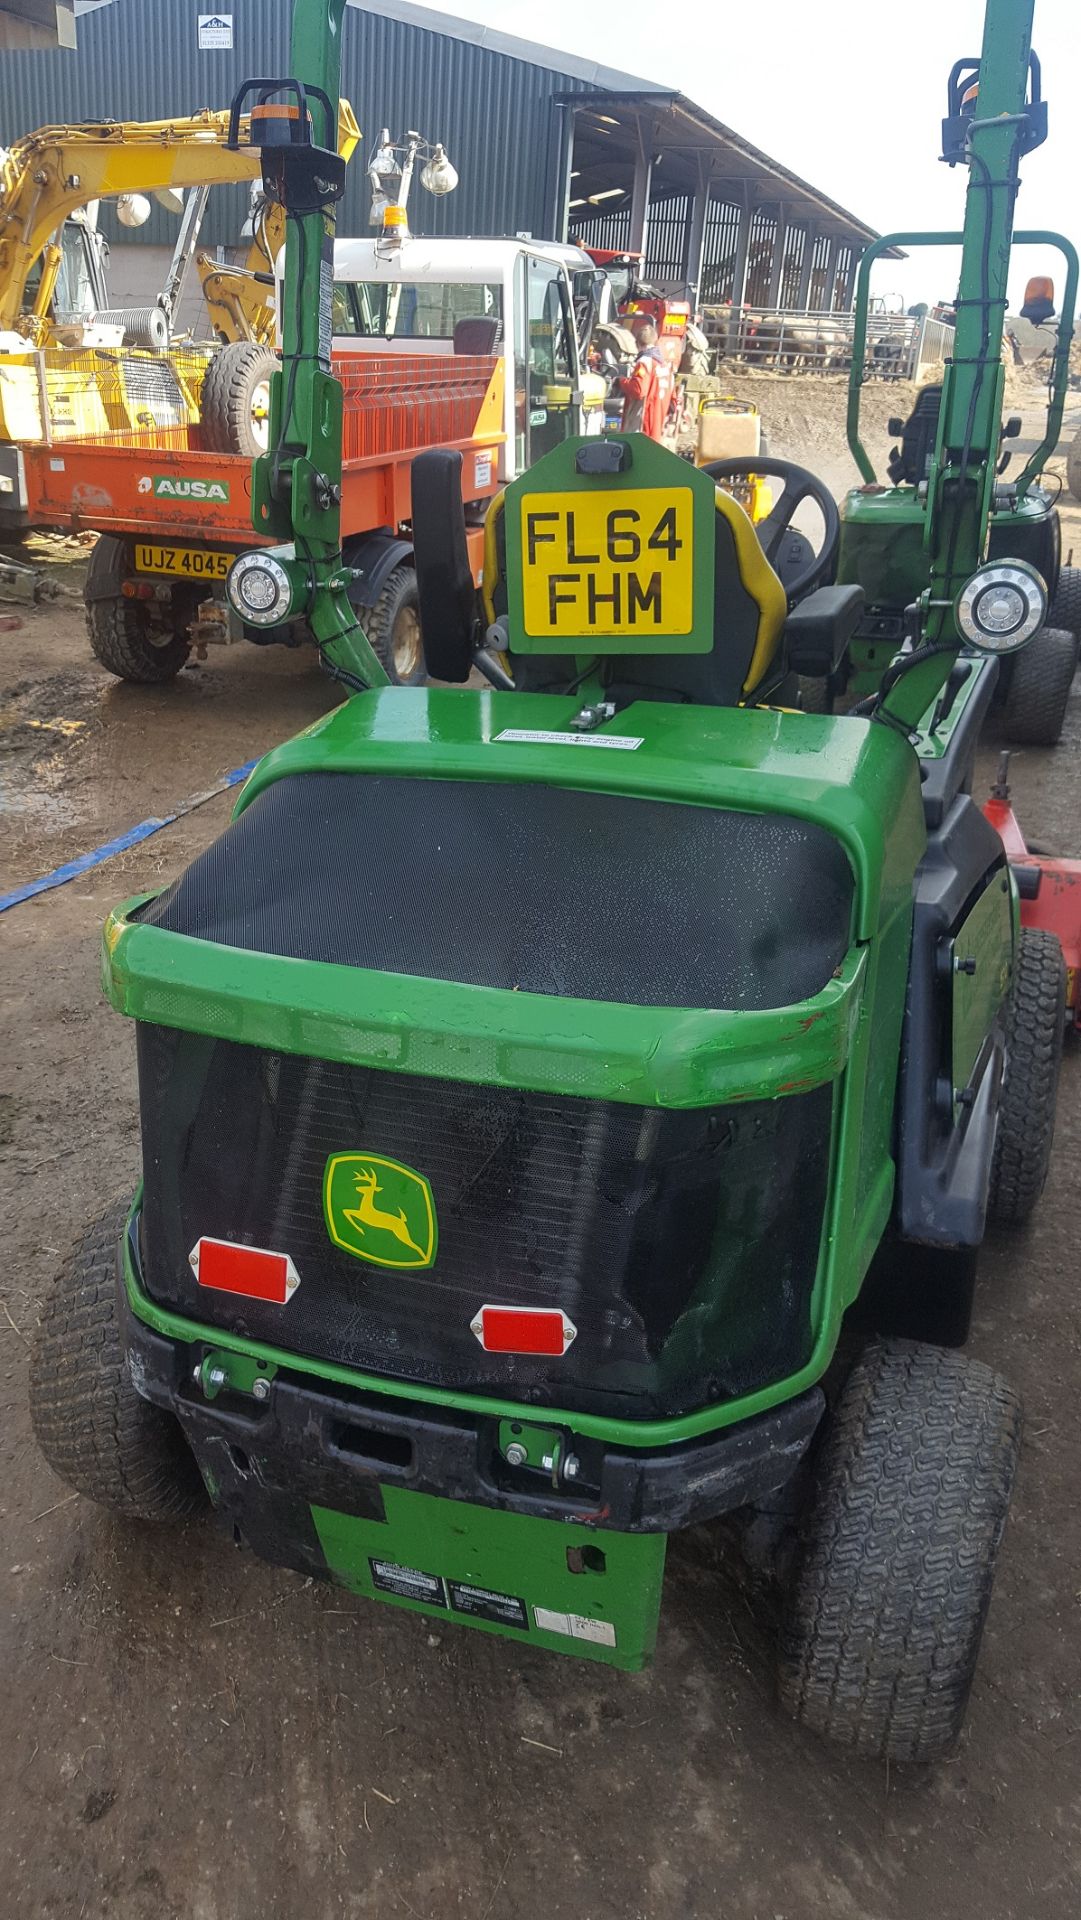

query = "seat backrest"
483;485;787;705
453;315;500;356
887;383;941;486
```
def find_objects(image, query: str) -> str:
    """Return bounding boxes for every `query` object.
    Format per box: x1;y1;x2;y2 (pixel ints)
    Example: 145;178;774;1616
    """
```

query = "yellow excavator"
0;103;359;443
196;184;293;348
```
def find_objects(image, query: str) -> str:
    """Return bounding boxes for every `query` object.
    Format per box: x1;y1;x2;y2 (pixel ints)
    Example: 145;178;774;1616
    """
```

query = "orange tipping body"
18;350;505;561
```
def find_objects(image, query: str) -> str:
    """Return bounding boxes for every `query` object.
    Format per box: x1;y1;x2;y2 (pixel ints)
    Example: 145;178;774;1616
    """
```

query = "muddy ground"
1;378;1080;1920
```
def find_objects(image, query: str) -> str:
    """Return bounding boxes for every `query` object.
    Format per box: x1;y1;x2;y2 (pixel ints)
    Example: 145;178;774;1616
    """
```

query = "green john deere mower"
812;37;1081;743
30;0;1066;1763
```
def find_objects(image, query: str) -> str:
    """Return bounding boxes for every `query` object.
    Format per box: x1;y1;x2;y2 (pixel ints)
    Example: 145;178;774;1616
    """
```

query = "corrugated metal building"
0;0;887;318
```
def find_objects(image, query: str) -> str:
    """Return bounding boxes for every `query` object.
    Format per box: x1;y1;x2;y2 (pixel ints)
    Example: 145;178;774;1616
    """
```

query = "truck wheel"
988;927;1065;1226
777;1340;1022;1763
199;341;276;458
1000;626;1077;745
86;535;190;683
1066;424;1081;503
361;565;426;686
30;1201;205;1522
1050;564;1081;642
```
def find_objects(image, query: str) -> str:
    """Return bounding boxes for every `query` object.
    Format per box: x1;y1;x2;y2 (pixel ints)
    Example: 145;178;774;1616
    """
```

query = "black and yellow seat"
412;443;859;706
474;484;788;708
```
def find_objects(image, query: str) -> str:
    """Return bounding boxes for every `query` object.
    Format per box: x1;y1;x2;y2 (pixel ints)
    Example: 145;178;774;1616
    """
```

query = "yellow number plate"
519;487;694;638
135;544;236;580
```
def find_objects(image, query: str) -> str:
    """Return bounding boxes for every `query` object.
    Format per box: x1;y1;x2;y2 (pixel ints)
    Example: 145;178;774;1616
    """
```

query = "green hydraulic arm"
863;0;1054;733
224;0;388;689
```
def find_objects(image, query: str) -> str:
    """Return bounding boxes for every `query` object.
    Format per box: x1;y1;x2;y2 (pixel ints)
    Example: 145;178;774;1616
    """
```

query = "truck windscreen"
332;280;502;344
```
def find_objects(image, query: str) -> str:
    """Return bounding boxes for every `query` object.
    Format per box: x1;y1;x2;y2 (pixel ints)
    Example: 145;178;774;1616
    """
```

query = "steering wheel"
702;457;840;602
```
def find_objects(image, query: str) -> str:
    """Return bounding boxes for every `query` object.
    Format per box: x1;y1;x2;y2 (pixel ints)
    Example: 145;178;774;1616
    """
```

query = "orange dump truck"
0;235;608;683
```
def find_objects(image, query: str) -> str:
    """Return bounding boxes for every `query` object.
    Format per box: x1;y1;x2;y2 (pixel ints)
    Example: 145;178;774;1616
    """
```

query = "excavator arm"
0;100;359;335
196;100;359;347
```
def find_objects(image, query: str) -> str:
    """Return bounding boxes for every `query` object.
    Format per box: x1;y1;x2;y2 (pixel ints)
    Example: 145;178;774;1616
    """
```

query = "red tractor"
582;248;693;372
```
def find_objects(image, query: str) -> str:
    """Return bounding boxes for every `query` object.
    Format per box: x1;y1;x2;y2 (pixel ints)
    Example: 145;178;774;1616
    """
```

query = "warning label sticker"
533;1607;617;1647
448;1582;528;1630
369;1559;447;1606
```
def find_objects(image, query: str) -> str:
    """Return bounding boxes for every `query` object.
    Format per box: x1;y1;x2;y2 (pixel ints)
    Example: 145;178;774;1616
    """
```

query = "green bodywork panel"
951;873;1014;1094
113;688;927;1447
838;487;1056;691
311;1487;666;1670
104;908;867;1111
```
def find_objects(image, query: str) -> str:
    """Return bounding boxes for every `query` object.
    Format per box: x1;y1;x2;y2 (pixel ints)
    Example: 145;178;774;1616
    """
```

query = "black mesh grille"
138;773;854;1011
138;1027;832;1419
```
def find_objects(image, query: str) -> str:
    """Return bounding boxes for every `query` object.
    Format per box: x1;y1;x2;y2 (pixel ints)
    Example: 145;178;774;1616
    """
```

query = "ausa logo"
139;474;231;503
323;1154;437;1270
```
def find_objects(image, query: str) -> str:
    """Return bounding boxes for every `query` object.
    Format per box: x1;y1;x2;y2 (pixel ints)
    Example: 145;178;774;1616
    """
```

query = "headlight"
955;561;1047;654
227;551;295;628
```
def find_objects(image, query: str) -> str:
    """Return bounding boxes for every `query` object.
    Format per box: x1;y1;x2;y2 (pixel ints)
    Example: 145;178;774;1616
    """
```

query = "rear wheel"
1049;564;1081;641
30;1201;205;1522
1001;626;1077;745
359;564;425;686
988;927;1065;1226
199;341;276;458
85;535;190;683
777;1339;1022;1762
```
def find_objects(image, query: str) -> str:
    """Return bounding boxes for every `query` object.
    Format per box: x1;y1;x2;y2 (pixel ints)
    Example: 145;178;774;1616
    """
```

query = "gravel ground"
1;380;1079;1920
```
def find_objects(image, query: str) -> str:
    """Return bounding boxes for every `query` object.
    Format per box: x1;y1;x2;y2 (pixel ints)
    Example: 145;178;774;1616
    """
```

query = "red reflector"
189;1237;300;1305
470;1305;576;1356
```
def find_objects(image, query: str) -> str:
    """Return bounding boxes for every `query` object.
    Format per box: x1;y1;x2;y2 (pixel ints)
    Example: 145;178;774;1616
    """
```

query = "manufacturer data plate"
493;728;642;750
447;1582;528;1630
369;1559;447;1606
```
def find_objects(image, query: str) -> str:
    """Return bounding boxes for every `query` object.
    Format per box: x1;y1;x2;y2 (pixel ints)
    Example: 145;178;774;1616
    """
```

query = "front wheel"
357;564;426;686
777;1339;1022;1763
1001;626;1077;746
30;1201;205;1522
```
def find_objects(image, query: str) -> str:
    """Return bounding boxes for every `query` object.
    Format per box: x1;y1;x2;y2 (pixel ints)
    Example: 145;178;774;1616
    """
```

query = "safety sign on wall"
198;13;234;48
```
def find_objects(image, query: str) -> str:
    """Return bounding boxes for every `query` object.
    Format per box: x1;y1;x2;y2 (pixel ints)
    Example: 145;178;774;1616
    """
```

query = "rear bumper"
120;1216;824;1538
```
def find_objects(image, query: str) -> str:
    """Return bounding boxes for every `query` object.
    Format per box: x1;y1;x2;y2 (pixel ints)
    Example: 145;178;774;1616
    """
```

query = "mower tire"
30;1201;205;1522
86;536;190;683
988;927;1065;1226
1050;564;1081;642
777;1339;1021;1763
1001;626;1077;746
358;564;425;686
199;341;275;458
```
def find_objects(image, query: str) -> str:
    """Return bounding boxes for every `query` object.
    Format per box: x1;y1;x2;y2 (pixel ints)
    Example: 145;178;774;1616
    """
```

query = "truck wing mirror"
411;449;480;682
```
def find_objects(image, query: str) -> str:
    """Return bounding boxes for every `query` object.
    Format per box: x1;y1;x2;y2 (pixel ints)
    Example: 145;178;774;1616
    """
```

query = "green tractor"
813;46;1080;742
29;0;1067;1764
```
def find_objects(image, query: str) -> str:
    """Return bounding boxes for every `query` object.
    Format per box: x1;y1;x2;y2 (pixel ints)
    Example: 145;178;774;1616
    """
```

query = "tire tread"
29;1202;204;1522
777;1339;1022;1762
988;927;1065;1224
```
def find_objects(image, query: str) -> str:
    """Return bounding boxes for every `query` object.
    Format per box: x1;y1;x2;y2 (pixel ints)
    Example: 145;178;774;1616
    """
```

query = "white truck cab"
326;234;609;481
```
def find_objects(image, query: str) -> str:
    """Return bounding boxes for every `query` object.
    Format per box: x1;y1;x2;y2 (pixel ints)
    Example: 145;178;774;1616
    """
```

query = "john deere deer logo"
322;1153;437;1270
